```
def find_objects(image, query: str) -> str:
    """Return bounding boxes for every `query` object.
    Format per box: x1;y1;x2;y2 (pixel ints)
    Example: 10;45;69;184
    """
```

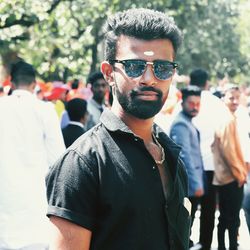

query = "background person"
86;71;109;129
62;98;88;148
190;68;228;250
0;61;65;250
170;85;204;248
212;85;248;250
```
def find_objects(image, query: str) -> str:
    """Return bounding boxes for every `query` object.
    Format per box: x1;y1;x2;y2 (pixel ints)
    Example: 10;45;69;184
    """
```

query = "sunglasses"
109;59;178;80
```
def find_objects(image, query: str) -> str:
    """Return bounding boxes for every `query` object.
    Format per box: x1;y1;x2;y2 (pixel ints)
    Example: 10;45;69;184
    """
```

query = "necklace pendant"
152;133;165;165
155;158;165;165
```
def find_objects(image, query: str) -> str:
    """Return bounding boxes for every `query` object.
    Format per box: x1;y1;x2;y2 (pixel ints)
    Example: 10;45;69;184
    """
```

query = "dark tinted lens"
154;61;174;80
124;60;146;78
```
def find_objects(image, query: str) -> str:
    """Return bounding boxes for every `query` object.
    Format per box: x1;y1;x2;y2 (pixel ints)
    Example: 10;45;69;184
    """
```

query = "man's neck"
182;110;193;120
17;83;35;93
111;102;154;143
69;121;84;128
93;96;104;106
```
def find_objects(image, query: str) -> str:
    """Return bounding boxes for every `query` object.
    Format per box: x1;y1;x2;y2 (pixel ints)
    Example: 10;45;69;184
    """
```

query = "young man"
86;71;109;129
62;98;88;148
46;8;191;250
170;86;204;248
212;85;248;250
0;61;65;249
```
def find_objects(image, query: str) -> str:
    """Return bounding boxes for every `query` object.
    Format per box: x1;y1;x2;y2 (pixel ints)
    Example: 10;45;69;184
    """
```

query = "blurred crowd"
0;60;250;250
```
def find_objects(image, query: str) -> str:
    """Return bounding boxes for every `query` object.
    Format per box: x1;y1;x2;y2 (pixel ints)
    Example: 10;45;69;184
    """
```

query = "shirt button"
152;166;156;170
134;138;138;141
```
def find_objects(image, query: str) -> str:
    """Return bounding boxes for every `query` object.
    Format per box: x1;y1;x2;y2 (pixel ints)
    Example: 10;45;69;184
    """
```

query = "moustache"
190;109;199;113
130;86;163;98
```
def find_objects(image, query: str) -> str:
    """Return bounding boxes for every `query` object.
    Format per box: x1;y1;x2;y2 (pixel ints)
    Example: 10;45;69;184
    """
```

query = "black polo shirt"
46;109;186;250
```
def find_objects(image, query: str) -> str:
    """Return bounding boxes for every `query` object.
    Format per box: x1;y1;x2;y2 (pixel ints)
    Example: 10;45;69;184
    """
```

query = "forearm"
49;216;92;250
219;119;247;184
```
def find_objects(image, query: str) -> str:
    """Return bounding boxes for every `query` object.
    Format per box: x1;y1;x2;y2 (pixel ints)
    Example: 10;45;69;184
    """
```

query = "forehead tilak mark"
143;51;154;56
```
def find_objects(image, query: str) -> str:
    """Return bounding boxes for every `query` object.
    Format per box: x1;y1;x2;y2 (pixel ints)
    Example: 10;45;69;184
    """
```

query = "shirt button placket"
134;136;156;171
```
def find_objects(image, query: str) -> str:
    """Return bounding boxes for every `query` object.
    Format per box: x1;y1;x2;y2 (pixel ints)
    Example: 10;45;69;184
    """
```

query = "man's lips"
135;91;159;100
190;110;198;113
137;90;159;96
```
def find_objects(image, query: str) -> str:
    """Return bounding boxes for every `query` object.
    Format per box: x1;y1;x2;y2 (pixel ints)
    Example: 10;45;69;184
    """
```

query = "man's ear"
205;80;209;90
101;61;115;87
29;81;37;93
81;112;88;125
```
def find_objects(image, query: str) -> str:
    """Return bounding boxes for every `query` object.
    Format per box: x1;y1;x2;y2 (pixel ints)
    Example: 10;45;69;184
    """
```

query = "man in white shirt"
0;61;66;250
86;71;109;129
191;69;229;250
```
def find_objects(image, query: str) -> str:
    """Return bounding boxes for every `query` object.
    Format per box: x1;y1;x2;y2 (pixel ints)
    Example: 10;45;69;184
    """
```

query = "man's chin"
127;103;163;119
190;112;198;117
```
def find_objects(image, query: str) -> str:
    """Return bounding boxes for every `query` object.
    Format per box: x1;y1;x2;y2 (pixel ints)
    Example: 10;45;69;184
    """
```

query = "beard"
183;109;198;118
115;85;164;119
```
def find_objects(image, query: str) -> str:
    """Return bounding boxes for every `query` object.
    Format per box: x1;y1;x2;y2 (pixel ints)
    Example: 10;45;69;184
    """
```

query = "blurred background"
0;0;250;86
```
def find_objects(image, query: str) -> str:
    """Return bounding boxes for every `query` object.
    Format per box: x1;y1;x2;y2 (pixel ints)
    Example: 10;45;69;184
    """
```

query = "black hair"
222;84;240;97
10;61;36;86
87;71;104;86
213;90;223;99
189;68;209;88
103;8;182;61
71;79;79;89
66;98;87;122
181;85;201;102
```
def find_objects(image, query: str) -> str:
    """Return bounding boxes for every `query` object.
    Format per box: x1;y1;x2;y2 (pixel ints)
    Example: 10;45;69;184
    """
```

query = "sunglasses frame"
109;59;178;80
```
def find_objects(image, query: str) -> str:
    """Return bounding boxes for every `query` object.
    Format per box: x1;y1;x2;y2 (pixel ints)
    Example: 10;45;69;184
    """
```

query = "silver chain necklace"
152;133;165;165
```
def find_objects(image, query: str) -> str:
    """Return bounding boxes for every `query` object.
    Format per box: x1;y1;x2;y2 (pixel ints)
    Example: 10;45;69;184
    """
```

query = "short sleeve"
46;149;99;230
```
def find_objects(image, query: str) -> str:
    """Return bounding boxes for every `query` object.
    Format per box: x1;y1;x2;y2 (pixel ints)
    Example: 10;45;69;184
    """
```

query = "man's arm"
49;216;92;250
218;118;247;186
43;103;66;166
170;123;204;196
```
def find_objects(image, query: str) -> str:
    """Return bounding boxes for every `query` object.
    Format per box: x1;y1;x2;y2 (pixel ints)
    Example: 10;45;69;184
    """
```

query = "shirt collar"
100;109;181;151
100;109;133;134
100;109;181;179
12;89;34;97
90;98;105;109
69;121;84;128
180;110;192;121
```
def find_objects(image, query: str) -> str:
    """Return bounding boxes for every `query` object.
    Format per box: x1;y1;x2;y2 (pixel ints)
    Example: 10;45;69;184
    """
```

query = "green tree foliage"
235;0;250;83
174;0;247;80
0;0;248;83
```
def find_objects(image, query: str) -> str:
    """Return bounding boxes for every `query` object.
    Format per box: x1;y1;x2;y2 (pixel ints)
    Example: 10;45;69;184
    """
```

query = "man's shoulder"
62;124;73;133
69;123;107;154
154;124;181;161
64;124;84;135
87;98;98;109
171;113;191;129
0;93;51;111
36;99;55;109
0;95;10;105
52;124;110;177
200;90;226;113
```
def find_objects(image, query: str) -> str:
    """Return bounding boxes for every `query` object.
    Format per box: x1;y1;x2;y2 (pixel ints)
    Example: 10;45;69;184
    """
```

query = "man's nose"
96;84;107;90
232;98;239;104
139;64;158;86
